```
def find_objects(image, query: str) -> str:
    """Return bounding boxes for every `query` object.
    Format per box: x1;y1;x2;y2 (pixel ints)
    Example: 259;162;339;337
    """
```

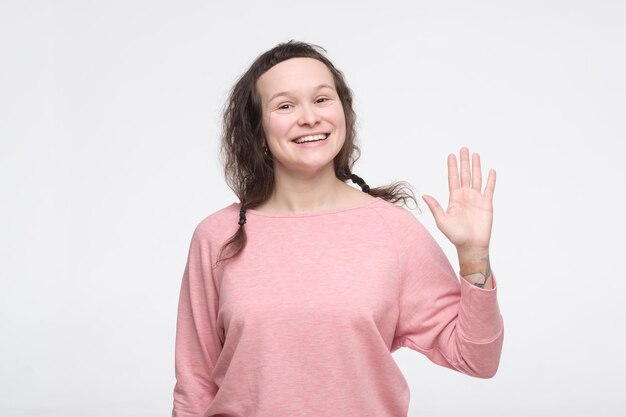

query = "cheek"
329;106;346;130
265;115;293;138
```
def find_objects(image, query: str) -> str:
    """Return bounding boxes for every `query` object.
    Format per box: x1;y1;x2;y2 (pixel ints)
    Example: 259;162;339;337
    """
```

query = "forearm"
457;248;493;289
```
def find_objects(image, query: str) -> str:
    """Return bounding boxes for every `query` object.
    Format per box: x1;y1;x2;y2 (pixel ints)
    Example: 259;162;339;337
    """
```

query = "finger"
447;153;460;193
460;147;471;188
484;169;496;200
472;153;482;191
422;195;445;223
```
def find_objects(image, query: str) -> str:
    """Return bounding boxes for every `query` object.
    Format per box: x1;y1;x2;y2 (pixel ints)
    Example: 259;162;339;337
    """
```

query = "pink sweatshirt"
172;197;504;417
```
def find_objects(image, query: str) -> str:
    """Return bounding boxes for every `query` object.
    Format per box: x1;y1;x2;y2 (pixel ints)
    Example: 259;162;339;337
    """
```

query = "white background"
1;1;625;416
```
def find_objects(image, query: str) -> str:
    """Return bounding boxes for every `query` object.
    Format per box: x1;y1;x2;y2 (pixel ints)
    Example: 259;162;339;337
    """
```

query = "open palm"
422;147;496;252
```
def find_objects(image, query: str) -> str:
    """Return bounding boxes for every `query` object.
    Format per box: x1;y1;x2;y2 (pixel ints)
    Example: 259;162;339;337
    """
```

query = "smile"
292;133;329;144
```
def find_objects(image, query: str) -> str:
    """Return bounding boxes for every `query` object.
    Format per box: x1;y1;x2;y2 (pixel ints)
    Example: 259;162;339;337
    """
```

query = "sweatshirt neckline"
244;196;382;218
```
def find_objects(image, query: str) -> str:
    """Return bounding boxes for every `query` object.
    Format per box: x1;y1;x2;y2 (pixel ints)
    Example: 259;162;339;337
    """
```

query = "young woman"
172;40;503;417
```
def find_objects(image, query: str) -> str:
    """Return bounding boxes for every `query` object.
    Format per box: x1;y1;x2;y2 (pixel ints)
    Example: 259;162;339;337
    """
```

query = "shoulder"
192;202;240;243
369;199;448;270
367;198;438;251
369;198;425;231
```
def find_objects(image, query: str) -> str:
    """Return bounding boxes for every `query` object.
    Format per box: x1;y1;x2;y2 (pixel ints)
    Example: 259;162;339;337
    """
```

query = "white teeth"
294;133;328;144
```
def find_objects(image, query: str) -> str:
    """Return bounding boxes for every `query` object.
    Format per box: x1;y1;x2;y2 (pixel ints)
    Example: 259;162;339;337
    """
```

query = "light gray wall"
1;1;624;416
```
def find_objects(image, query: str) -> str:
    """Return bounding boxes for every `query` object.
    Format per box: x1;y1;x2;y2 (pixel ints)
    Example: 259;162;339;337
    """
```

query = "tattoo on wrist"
461;254;492;288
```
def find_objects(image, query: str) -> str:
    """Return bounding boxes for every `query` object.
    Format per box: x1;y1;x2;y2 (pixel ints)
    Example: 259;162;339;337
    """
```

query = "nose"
297;103;320;126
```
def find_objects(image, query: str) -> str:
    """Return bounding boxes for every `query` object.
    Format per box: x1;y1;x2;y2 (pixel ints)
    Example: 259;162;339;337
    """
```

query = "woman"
172;40;503;417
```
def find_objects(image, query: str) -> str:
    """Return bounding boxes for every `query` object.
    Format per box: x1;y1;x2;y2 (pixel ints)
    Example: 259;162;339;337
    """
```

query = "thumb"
421;195;445;223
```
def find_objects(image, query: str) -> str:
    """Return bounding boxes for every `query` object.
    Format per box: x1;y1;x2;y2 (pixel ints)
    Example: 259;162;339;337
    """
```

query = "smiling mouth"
292;133;330;144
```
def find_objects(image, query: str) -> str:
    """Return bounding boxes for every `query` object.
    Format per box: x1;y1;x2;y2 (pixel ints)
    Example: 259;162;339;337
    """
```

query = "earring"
263;144;270;157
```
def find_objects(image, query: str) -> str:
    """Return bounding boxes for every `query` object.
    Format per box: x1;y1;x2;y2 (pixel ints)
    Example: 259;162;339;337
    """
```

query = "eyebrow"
267;83;335;104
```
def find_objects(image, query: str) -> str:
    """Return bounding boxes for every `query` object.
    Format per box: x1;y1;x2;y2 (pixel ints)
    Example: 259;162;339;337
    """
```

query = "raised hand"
421;147;496;255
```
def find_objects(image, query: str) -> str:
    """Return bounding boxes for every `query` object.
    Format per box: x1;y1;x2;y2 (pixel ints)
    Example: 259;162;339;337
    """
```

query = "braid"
238;203;247;226
349;173;371;193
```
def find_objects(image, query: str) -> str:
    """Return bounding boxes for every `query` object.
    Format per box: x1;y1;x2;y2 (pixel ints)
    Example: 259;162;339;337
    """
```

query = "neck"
267;163;347;213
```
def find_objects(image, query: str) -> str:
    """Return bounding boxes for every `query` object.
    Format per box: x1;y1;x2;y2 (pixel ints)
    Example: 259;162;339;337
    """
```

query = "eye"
316;97;329;103
278;103;291;110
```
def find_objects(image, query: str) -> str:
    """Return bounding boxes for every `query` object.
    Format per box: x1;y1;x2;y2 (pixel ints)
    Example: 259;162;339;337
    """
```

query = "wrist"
456;246;489;262
458;250;492;289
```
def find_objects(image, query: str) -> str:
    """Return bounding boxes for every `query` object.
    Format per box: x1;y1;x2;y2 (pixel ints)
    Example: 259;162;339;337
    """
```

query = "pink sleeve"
172;226;222;416
392;213;504;378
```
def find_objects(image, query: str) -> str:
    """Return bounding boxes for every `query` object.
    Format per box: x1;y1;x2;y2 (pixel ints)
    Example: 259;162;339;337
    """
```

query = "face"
256;57;346;177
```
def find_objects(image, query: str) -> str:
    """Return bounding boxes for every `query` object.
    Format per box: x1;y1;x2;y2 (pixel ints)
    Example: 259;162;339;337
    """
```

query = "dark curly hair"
216;40;417;266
